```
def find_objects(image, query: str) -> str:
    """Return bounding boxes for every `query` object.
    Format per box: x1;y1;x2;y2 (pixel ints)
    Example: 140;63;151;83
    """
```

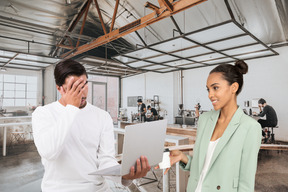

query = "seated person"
146;105;158;121
257;98;278;143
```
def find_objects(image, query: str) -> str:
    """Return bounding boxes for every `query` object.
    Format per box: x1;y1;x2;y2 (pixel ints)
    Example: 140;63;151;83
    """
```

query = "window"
0;74;38;107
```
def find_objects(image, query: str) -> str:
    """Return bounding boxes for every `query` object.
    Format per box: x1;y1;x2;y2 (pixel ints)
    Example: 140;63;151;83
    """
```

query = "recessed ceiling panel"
124;48;161;59
0;58;10;63
7;64;42;70
141;65;166;70
0;50;17;57
179;64;205;68
155;68;176;72
186;22;244;43
191;53;225;62
128;61;152;68
150;38;196;53
17;54;59;63
205;57;235;64
11;60;50;67
222;44;267;55
146;54;178;63
165;60;192;66
113;55;136;63
173;46;212;58
235;50;274;60
83;64;97;69
208;35;257;50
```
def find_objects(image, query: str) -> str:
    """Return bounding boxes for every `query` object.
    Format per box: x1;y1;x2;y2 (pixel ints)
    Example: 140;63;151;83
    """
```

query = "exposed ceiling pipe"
51;0;91;57
275;0;288;41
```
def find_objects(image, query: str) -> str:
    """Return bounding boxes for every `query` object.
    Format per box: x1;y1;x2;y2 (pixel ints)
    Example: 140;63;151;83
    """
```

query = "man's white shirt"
32;101;125;192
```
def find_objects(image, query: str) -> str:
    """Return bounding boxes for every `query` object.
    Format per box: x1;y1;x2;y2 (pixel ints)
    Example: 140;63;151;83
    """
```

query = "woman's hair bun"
234;60;248;75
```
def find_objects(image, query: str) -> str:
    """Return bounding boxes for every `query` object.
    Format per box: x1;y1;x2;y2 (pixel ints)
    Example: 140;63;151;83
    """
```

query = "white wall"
122;46;288;141
121;72;175;124
44;65;57;105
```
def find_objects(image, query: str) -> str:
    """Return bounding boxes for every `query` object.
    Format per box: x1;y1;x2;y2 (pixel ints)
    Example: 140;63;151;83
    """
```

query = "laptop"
89;119;167;176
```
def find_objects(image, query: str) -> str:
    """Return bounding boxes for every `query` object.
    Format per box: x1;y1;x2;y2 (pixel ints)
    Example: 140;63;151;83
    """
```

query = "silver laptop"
89;119;167;176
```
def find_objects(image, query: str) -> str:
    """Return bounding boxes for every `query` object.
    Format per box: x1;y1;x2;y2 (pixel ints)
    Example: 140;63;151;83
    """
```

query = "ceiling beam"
60;0;207;59
110;0;120;33
94;0;107;35
76;0;91;48
2;53;19;67
159;0;173;12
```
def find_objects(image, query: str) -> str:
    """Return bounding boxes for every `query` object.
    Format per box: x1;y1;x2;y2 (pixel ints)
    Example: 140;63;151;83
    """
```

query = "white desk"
0;122;32;156
0;116;32;120
114;128;189;192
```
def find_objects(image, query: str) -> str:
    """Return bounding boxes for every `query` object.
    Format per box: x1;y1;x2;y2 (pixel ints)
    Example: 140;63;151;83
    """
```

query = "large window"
0;74;38;107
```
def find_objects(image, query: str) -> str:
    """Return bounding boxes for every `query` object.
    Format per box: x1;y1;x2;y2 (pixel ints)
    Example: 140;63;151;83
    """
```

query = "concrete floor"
1;143;288;192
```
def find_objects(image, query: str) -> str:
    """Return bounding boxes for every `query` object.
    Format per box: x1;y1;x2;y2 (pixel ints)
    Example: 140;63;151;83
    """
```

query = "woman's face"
206;72;238;111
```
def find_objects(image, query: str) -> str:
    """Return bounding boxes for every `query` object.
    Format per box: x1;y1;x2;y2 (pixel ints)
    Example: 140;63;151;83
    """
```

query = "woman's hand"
122;156;151;180
155;150;188;175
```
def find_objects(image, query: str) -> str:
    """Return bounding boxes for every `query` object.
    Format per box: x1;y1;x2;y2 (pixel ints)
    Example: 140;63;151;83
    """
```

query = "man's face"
62;74;88;108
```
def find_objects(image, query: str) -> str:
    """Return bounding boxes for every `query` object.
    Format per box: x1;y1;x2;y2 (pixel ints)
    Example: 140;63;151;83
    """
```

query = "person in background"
137;99;146;122
157;60;262;191
194;103;201;118
146;105;158;121
32;59;150;192
257;98;278;143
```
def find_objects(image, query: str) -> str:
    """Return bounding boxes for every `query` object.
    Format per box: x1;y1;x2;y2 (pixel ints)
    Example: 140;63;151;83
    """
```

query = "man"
146;105;158;121
32;59;150;192
257;98;278;142
137;99;146;122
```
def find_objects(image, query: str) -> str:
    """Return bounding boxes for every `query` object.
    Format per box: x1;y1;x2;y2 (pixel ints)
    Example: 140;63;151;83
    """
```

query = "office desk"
114;128;189;192
0;122;32;156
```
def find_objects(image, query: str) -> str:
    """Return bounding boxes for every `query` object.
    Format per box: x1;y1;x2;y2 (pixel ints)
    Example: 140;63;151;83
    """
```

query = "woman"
163;61;262;192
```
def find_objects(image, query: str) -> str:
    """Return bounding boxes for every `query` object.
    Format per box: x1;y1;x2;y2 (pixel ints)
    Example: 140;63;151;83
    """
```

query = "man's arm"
258;106;267;117
32;105;79;160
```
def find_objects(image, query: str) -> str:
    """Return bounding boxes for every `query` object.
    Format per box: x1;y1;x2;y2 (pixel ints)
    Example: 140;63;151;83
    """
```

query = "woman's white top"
195;137;221;192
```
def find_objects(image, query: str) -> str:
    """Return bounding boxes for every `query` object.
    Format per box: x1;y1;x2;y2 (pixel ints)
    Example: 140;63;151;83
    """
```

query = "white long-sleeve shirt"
32;101;122;192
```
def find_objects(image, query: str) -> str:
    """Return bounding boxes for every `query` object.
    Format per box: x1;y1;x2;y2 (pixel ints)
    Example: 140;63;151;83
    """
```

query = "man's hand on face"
59;77;88;108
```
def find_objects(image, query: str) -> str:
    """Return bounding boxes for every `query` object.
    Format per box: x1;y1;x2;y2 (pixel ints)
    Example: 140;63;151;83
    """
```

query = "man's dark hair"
137;99;142;103
54;59;87;86
258;98;266;105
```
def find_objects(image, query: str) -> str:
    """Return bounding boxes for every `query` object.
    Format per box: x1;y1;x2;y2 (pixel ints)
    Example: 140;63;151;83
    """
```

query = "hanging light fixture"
0;67;7;72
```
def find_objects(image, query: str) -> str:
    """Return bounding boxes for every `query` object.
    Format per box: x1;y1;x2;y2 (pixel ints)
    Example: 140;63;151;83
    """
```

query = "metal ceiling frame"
0;48;59;71
110;0;279;75
112;19;278;74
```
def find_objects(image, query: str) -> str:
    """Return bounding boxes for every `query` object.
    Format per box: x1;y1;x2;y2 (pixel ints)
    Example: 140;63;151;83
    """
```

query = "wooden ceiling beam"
110;0;120;33
94;0;107;35
60;0;207;59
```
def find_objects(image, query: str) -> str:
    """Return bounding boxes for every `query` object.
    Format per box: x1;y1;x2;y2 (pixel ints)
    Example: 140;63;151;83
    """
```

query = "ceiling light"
0;67;7;72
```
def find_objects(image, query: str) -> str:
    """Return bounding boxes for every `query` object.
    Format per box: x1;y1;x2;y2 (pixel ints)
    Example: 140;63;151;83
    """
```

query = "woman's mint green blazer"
181;107;262;192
